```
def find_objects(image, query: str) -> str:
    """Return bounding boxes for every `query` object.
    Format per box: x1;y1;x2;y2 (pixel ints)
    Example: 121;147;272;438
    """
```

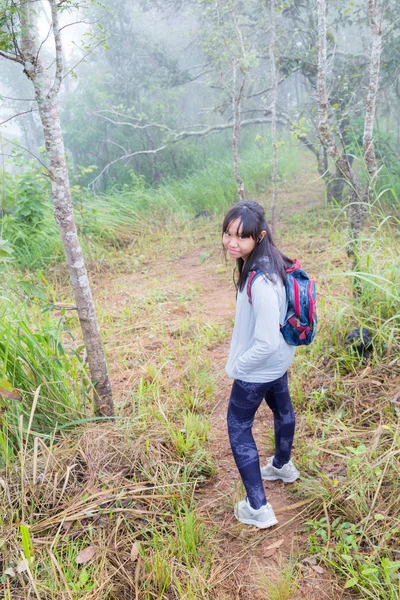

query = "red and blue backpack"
246;259;317;346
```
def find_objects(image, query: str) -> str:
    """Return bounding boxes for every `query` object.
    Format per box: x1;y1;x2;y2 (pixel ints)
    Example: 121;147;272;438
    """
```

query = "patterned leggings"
227;372;295;510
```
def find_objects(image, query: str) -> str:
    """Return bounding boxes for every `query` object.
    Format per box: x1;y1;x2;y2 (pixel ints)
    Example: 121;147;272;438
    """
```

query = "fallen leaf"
302;556;317;566
370;380;382;386
16;558;29;573
4;567;15;577
0;386;21;400
76;545;97;565
263;537;285;557
374;513;386;521
390;391;400;405
311;565;325;574
130;542;140;562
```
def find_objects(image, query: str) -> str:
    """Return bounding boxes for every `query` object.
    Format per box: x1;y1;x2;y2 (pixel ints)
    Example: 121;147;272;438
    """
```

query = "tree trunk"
316;0;365;256
269;0;278;237
363;0;382;201
19;0;113;416
232;57;246;201
327;153;354;204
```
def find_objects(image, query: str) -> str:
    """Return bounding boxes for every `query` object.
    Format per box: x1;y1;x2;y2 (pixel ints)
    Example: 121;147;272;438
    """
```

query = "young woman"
222;201;299;529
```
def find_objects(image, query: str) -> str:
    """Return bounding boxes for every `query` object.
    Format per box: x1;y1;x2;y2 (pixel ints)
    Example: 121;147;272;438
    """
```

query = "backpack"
246;259;317;346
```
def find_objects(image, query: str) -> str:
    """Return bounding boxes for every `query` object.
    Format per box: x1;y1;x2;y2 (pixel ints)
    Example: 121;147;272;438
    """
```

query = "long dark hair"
222;201;292;291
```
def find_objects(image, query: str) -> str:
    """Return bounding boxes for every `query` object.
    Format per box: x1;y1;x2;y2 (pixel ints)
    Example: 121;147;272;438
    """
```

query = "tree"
278;0;372;204
269;0;278;235
363;0;382;201
0;0;114;416
316;0;383;259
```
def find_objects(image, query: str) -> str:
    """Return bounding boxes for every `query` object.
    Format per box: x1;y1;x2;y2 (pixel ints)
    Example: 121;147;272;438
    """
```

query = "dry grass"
1;421;226;598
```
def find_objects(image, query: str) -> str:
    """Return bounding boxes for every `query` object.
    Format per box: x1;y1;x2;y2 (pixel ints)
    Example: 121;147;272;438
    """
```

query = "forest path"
160;158;343;598
95;154;341;597
168;247;338;599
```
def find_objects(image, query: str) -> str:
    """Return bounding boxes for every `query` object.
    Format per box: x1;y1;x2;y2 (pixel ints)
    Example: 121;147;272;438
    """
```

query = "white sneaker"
261;457;300;483
234;498;278;529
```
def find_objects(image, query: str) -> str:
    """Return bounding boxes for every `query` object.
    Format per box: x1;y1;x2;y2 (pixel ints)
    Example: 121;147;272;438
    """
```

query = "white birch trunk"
232;57;246;201
363;0;382;200
19;1;113;416
269;0;278;237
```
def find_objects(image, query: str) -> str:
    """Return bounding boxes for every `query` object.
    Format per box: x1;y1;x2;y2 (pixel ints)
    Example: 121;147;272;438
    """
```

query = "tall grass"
1;142;301;270
0;291;89;462
286;197;400;599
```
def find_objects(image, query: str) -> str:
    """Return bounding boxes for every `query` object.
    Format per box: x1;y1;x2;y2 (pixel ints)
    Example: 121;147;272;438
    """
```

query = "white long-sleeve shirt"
226;273;295;383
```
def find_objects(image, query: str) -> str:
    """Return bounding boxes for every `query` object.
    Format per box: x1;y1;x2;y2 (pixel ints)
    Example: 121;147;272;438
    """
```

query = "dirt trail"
98;158;341;597
170;252;338;599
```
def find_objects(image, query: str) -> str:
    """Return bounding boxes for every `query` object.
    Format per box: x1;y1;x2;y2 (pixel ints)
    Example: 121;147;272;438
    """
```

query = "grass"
0;291;90;462
1;146;400;598
279;197;400;599
1;140;301;271
259;559;301;599
0;236;228;597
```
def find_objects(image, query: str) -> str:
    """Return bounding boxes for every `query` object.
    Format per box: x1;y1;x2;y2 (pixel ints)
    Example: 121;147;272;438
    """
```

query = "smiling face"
222;217;257;261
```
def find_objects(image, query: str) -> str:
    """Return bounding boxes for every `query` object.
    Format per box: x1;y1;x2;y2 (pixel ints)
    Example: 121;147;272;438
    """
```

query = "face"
222;217;257;261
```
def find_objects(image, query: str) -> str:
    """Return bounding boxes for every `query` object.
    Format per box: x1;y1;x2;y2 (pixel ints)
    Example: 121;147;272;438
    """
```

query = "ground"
87;158;345;598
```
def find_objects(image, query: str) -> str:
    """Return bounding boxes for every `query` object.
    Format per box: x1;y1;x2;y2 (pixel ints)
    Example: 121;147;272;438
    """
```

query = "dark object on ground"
194;210;213;221
345;328;373;358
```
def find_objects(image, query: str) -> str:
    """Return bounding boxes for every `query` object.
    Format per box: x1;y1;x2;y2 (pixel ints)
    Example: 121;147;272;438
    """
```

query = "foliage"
1;140;301;270
0;288;89;460
285;195;400;600
0;150;50;225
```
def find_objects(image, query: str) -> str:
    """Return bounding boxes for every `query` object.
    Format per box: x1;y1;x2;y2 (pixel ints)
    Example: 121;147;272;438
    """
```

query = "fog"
1;0;399;189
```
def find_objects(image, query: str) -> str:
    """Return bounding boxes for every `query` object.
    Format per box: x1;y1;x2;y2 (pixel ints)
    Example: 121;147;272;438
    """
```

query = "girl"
222;201;299;529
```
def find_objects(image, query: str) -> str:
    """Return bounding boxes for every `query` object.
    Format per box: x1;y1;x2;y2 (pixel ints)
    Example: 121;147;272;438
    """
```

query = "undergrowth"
282;199;400;599
1;149;400;598
0;249;227;597
0;141;300;270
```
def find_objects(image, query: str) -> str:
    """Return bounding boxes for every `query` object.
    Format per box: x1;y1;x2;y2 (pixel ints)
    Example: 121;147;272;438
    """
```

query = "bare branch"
92;112;172;132
89;116;286;189
48;0;64;97
107;140;129;154
35;22;53;65
59;19;102;33
0;135;51;174
89;146;168;189
0;95;36;102
0;50;24;64
0;108;38;126
61;40;103;82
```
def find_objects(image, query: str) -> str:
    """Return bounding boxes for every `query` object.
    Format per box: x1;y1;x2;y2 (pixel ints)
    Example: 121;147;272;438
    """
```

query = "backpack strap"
286;258;302;274
247;270;261;305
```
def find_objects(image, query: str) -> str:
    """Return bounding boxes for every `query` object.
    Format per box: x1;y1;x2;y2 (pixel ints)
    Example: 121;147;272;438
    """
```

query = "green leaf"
344;577;359;588
79;567;89;586
0;239;13;258
20;524;33;562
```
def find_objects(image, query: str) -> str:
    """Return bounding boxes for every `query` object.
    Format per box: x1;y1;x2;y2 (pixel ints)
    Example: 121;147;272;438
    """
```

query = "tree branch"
92;111;172;132
0;108;38;126
0;95;36;102
61;40;103;82
48;0;64;97
0;50;23;64
0;135;51;174
89;116;287;189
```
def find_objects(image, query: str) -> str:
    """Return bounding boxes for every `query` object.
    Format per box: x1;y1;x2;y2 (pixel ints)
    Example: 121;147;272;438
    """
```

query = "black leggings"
227;372;295;509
